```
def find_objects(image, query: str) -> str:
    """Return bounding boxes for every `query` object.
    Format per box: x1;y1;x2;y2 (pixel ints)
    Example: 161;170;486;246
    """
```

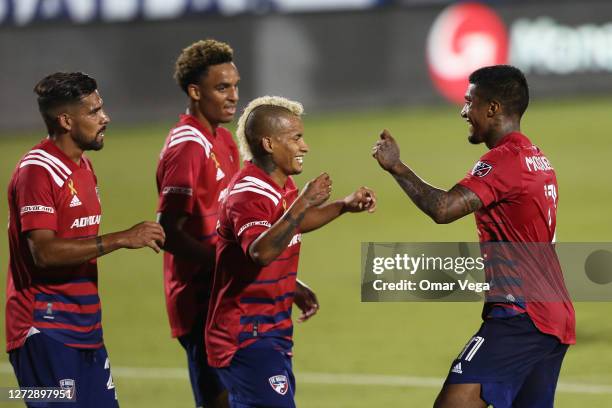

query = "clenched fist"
300;173;332;208
343;187;377;213
372;129;402;173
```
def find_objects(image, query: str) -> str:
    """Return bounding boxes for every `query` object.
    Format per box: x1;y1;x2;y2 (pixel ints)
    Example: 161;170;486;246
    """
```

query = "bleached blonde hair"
235;95;304;161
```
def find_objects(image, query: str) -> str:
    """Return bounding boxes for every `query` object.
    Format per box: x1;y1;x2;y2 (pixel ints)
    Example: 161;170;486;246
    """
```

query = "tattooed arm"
373;130;482;224
248;173;332;266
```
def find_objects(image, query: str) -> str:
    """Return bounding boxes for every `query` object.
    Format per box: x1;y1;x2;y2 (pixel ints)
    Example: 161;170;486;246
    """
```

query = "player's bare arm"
372;130;481;223
157;211;215;265
248;173;331;266
299;186;376;233
27;221;165;268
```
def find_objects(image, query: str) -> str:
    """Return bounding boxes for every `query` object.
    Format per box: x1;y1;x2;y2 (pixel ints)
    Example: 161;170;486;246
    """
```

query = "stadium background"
1;0;611;406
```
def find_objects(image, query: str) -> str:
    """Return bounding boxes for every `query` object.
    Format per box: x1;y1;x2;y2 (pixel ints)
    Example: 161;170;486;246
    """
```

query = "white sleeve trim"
229;186;280;206
28;149;72;176
241;176;282;198
19;160;66;187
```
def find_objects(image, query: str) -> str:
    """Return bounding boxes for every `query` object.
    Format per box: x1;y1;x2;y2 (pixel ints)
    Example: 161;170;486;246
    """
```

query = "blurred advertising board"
1;1;612;130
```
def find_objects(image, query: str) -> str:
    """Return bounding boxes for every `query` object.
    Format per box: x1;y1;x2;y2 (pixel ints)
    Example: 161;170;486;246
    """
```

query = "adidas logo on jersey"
69;195;82;207
451;362;462;374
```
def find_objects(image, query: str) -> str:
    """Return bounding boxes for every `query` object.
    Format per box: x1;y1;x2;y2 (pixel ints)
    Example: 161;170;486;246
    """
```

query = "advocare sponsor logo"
426;2;508;104
21;205;54;214
427;2;612;103
70;215;101;229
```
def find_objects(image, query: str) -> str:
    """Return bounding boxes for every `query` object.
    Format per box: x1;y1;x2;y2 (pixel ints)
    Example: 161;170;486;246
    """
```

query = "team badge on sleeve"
471;161;493;177
269;375;289;395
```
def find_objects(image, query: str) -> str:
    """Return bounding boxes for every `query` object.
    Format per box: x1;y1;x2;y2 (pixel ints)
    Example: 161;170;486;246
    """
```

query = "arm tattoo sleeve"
391;166;481;223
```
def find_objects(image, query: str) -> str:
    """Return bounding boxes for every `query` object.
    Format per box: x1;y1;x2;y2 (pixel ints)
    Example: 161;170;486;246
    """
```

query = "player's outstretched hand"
294;280;319;323
301;173;332;208
343;187;377;213
372;129;402;173
119;221;166;253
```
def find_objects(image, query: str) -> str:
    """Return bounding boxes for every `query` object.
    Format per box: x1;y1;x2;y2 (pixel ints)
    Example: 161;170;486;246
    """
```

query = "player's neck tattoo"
253;156;277;175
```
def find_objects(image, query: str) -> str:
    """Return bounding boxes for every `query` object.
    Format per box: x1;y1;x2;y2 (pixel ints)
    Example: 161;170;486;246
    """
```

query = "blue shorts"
178;316;225;407
9;332;119;408
445;313;569;408
215;338;295;408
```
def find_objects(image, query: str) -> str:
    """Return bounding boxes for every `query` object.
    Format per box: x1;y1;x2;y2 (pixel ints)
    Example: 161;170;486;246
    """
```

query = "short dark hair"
34;72;98;131
174;39;234;94
469;65;529;118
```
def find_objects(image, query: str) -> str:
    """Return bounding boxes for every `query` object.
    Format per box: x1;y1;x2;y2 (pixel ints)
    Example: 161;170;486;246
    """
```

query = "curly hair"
174;39;234;94
236;95;304;161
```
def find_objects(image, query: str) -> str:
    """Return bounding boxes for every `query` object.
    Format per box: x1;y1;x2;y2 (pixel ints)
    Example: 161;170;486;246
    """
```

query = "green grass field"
1;98;612;407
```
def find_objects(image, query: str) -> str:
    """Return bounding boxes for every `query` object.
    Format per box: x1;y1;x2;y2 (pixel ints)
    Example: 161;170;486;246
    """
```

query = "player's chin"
287;163;303;175
467;133;481;145
218;109;236;123
92;136;105;150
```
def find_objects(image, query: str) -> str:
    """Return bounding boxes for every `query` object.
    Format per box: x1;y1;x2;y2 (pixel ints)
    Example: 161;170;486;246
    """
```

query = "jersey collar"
496;131;532;148
41;138;86;172
243;161;293;193
179;113;218;140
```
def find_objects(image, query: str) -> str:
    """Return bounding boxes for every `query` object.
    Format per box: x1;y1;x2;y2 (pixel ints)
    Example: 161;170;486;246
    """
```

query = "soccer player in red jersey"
206;96;376;407
156;40;320;408
6;72;165;407
373;65;575;408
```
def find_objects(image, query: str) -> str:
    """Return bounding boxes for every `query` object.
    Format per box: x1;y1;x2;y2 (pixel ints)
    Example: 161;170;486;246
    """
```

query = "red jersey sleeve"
458;147;522;207
226;192;277;255
16;165;58;232
158;141;205;214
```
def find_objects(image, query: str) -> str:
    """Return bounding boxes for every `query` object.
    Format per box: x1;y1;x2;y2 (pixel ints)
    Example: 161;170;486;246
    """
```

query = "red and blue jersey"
6;139;103;351
458;132;576;344
156;114;239;338
206;162;301;368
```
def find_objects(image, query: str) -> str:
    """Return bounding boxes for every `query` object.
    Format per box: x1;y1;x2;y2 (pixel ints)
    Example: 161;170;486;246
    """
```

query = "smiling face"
67;90;110;151
190;62;240;129
268;114;309;176
460;83;493;145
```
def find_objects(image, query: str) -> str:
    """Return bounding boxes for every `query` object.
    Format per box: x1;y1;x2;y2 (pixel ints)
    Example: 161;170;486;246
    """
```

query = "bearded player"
6;72;165;407
206;96;376;408
373;65;575;408
156;40;320;408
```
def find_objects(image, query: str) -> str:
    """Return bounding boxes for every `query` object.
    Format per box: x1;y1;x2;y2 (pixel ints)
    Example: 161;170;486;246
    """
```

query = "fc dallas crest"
269;375;289;395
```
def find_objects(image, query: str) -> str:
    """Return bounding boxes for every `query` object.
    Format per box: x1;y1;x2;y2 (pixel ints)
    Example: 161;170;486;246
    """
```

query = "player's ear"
187;84;200;101
488;100;500;117
262;136;274;154
57;112;72;132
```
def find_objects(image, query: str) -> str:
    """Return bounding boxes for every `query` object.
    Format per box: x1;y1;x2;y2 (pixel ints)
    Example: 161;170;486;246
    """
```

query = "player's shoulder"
165;116;213;155
17;141;73;188
479;133;531;165
227;165;283;208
